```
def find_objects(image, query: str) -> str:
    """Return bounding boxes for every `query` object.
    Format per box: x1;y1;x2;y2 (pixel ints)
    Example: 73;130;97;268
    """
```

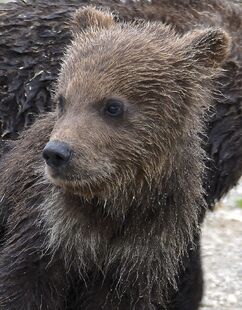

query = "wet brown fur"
0;7;230;310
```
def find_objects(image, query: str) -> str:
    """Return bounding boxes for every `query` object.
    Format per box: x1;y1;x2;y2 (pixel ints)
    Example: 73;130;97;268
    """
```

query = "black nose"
43;141;72;168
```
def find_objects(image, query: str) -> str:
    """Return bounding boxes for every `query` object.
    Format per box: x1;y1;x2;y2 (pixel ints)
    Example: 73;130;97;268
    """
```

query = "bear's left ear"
182;28;231;68
71;7;115;35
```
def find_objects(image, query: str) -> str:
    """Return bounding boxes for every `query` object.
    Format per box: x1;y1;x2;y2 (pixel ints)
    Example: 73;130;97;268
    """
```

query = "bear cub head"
43;7;230;201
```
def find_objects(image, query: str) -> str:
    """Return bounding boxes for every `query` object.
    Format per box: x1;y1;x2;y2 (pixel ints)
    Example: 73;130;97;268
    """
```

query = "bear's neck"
40;160;203;299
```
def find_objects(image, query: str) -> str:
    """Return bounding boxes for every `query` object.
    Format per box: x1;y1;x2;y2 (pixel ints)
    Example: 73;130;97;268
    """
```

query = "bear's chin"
45;169;108;200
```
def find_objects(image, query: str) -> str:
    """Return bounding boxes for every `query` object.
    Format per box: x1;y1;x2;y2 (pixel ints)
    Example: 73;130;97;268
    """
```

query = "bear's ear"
71;7;115;35
182;28;231;68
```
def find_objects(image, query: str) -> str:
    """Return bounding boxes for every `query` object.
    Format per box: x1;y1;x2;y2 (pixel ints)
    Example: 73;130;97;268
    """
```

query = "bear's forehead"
63;33;177;83
57;25;182;103
69;25;178;68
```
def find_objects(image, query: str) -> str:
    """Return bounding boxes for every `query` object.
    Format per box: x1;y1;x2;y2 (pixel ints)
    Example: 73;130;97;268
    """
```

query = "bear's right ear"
71;7;115;35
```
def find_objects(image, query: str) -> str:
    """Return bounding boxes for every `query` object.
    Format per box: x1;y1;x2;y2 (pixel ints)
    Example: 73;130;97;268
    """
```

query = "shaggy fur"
1;0;242;205
0;7;230;310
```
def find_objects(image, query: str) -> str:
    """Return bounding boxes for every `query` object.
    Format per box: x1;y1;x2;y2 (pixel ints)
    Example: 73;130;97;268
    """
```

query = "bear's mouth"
45;165;107;198
46;165;92;184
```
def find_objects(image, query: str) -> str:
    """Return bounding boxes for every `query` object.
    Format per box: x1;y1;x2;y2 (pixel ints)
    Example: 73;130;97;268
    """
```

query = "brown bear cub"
0;7;230;310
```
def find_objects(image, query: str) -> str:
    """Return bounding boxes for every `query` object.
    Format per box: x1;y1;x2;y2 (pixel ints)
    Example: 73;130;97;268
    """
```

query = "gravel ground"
201;184;242;310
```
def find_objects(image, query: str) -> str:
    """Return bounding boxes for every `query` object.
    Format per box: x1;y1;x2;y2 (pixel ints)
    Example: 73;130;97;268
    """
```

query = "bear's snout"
43;141;72;169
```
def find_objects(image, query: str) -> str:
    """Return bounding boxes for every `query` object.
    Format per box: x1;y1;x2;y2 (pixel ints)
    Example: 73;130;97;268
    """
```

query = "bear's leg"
0;212;68;310
78;274;161;310
168;241;203;310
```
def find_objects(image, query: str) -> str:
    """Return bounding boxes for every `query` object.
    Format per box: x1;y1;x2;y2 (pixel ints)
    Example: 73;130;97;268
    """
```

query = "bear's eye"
104;99;124;117
57;95;66;114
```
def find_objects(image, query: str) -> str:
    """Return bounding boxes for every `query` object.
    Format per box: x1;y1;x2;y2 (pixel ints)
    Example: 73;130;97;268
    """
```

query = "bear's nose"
43;141;72;168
